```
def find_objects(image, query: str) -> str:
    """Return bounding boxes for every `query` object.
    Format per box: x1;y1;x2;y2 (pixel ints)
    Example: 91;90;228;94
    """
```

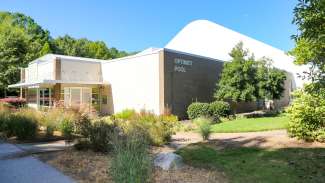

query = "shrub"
114;109;137;120
111;128;151;183
124;112;178;146
88;119;116;152
0;98;26;108
59;118;74;139
74;113;92;137
287;90;325;142
113;109;178;146
0;103;10;133
209;101;231;119
7;114;38;139
187;102;210;119
194;117;213;140
41;108;64;136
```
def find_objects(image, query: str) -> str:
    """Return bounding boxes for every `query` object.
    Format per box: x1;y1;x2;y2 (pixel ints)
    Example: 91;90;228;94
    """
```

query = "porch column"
36;88;40;109
20;87;23;99
53;84;61;107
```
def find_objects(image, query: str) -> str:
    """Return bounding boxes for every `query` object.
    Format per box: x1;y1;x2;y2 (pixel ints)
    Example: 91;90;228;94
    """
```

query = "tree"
286;0;325;142
39;42;52;56
215;42;287;112
257;57;287;100
215;42;259;104
290;0;325;94
0;12;49;97
52;35;129;60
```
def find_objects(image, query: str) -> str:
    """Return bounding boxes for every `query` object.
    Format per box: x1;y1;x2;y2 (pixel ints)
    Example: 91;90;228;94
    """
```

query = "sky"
0;0;298;52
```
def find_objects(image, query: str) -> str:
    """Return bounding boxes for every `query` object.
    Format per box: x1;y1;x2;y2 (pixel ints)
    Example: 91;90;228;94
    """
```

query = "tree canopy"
0;11;131;97
215;42;286;105
52;35;129;59
290;0;325;94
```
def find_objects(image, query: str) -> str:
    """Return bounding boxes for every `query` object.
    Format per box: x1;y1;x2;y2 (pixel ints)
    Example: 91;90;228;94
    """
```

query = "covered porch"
8;80;112;114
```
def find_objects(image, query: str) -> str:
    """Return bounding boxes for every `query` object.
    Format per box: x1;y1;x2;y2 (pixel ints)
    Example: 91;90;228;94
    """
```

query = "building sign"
174;58;192;72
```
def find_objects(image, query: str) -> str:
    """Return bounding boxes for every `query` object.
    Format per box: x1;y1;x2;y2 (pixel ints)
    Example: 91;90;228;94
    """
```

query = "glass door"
39;88;51;107
63;87;92;109
70;88;81;107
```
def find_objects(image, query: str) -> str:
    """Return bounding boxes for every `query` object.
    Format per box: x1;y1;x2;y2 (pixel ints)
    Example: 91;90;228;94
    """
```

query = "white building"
9;20;306;118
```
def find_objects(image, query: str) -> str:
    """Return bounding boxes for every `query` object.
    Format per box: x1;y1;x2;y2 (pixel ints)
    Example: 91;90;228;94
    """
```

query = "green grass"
211;116;288;133
176;143;325;183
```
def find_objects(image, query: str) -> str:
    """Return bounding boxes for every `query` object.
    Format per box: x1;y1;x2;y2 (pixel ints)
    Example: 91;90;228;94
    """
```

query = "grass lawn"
176;143;325;183
211;116;288;133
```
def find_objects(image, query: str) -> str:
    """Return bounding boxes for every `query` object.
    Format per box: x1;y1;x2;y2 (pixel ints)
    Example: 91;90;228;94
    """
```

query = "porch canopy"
8;80;109;88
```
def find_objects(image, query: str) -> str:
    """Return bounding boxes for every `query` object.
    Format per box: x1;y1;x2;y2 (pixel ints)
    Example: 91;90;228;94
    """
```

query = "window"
63;87;92;108
102;95;108;105
27;88;37;104
92;87;100;110
39;88;52;106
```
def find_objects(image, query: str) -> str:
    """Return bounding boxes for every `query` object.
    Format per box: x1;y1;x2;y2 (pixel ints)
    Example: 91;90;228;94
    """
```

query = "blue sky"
1;0;298;52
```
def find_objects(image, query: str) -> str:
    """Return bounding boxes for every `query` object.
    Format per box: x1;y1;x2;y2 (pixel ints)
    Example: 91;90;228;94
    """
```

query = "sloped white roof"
165;20;307;87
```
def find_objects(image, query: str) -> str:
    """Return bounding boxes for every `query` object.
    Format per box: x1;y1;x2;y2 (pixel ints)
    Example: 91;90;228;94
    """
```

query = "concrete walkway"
0;142;75;183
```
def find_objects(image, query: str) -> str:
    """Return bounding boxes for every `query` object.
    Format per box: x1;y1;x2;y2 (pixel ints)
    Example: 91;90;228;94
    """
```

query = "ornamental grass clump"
7;113;38;140
41;108;64;136
114;109;179;146
111;127;151;183
194;117;213;141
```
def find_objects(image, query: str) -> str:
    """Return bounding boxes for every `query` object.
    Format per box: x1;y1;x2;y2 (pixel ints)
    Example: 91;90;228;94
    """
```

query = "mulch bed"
36;147;228;183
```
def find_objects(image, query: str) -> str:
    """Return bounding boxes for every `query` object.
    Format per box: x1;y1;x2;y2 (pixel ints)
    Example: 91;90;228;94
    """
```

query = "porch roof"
8;80;109;88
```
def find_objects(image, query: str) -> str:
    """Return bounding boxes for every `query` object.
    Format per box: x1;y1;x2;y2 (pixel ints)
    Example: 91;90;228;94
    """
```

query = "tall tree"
0;12;51;96
290;0;325;94
214;42;259;104
215;43;287;112
256;57;287;100
52;35;129;59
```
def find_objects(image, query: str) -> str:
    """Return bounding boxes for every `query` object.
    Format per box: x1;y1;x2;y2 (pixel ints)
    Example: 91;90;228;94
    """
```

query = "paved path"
171;130;325;149
0;142;75;183
16;140;74;154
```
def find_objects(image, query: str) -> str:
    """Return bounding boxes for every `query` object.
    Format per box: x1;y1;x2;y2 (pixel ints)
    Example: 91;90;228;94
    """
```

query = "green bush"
59;118;74;138
187;102;210;119
88;119;115;152
287;90;325;142
111;128;151;183
194;117;213;140
74;113;92;137
114;109;137;120
114;110;179;146
7;114;38;139
209;101;231;119
41;108;64;136
130;112;178;146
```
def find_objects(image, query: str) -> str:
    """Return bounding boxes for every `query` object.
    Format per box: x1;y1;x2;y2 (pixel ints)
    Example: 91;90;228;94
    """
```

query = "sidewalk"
0;142;75;183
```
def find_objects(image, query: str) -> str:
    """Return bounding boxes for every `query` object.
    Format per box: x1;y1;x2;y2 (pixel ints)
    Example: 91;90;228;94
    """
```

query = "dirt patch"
172;130;325;149
36;148;227;183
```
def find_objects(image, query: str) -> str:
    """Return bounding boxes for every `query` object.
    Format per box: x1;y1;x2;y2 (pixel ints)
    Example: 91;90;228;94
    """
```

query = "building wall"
162;49;294;118
25;60;54;83
60;59;102;82
163;49;224;119
101;52;161;114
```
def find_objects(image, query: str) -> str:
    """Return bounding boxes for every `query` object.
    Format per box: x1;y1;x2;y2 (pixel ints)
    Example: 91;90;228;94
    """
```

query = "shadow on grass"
176;137;325;183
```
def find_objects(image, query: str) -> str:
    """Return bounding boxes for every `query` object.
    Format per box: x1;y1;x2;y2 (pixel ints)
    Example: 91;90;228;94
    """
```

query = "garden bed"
36;147;228;183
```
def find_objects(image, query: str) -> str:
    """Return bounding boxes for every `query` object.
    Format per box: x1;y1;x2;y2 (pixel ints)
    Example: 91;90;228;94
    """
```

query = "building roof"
29;54;105;65
165;20;307;87
8;80;108;88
